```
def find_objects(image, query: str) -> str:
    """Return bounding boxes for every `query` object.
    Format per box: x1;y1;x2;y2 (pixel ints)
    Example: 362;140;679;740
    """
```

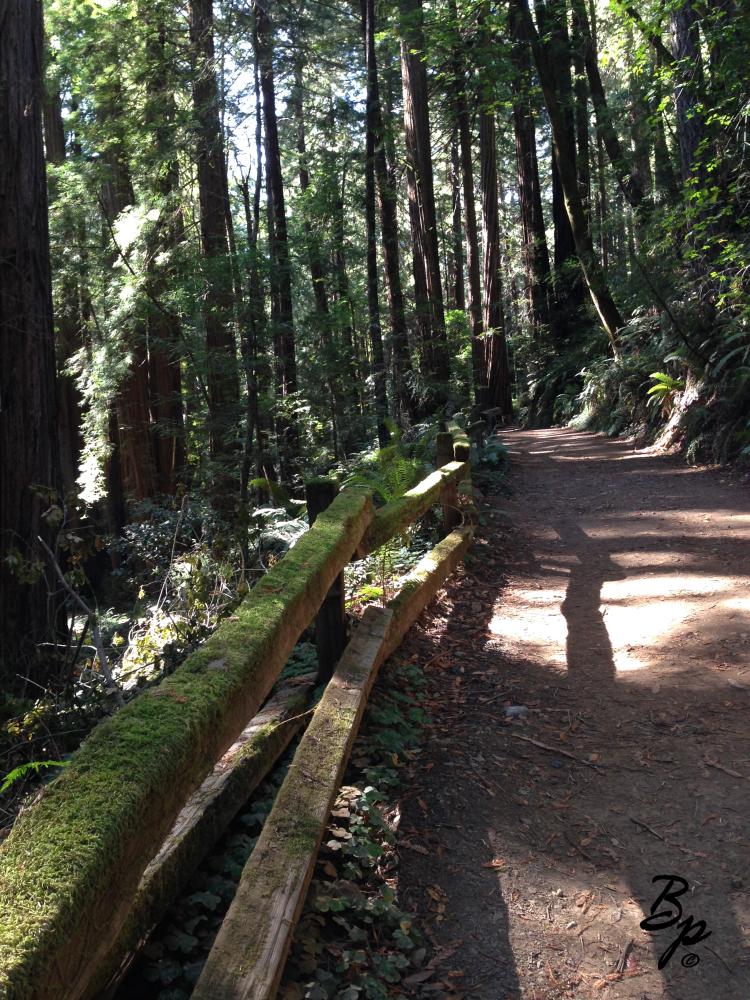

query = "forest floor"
395;428;750;1000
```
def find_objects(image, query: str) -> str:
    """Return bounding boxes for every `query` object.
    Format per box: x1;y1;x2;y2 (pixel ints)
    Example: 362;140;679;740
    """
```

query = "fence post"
436;431;460;535
306;477;347;682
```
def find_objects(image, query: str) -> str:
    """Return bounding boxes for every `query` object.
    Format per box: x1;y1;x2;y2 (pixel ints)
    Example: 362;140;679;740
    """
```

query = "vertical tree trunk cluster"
362;0;391;445
399;0;450;407
253;0;299;479
189;0;240;475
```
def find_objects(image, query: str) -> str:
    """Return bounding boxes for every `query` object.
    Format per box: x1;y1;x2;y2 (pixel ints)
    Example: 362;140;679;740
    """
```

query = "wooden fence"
0;430;473;1000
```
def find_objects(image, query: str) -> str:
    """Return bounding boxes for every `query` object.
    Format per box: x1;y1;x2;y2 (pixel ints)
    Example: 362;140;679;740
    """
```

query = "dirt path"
396;428;750;1000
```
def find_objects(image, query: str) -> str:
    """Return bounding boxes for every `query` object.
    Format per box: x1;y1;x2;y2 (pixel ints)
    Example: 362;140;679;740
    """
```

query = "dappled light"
397;428;750;999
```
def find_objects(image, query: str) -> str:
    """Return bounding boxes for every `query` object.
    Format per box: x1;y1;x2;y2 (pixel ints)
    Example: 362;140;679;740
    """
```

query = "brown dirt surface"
396;428;750;1000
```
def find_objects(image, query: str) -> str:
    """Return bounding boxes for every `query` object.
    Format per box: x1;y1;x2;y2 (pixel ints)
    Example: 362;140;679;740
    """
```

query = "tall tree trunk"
0;0;63;676
625;23;653;204
331;157;364;430
670;0;706;182
479;110;513;416
651;51;680;202
290;56;342;457
509;2;555;348
538;0;584;320
399;0;450;407
448;0;484;400
189;0;240;481
517;0;624;352
448;130;466;313
570;0;645;208
142;9;185;495
239;55;272;484
362;0;390;446
360;0;414;422
570;3;591;218
595;129;609;273
254;1;299;479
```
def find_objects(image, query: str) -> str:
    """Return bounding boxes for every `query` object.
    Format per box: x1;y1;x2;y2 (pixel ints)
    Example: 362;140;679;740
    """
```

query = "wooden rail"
0;428;475;999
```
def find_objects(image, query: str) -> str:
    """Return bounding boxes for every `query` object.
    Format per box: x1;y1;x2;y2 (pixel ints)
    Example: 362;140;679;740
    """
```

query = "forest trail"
396;428;750;999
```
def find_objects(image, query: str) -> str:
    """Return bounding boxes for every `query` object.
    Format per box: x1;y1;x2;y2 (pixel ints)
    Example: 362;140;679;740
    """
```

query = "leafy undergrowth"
278;657;429;1000
119;756;291;998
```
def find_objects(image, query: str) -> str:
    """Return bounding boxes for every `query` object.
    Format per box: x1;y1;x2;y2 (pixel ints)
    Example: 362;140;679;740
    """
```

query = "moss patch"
358;462;467;556
0;487;372;1000
191;608;391;999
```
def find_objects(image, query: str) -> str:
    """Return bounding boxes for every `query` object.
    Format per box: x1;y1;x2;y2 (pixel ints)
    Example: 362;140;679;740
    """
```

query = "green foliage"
342;443;426;507
647;372;686;415
0;760;70;796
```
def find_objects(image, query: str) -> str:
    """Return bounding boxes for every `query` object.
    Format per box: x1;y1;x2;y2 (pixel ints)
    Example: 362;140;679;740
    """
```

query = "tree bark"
399;0;450;406
360;0;414;422
570;0;646;208
517;0;624;352
239;54;272;485
0;0;63;675
98;70;159;505
189;0;240;474
290;56;343;458
509;2;555;347
141;9;185;495
254;1;299;479
447;131;466;312
362;0;390;446
330;157;364;430
44;80;85;498
479;110;513;417
670;0;706;182
448;0;484;400
570;3;591;218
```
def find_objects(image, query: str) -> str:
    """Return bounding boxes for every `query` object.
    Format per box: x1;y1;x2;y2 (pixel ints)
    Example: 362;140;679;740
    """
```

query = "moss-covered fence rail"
0;433;473;1000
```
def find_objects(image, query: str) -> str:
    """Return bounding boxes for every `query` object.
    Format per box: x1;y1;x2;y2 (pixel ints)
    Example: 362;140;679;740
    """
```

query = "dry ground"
396;428;750;1000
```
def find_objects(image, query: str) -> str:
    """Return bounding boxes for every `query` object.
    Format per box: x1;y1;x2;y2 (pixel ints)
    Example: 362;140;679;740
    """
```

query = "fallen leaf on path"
404;970;434;985
400;839;429;855
482;858;507;870
702;754;747;779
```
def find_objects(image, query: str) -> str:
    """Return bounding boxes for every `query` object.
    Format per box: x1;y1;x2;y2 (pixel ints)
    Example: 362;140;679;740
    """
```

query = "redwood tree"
399;0;450;406
0;0;62;676
190;0;240;474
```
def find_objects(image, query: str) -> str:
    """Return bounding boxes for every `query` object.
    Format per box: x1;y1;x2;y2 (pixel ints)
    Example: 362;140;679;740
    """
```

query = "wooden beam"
94;676;316;998
0;487;373;1000
381;526;474;663
436;432;460;534
192;606;394;1000
355;461;468;557
192;528;474;1000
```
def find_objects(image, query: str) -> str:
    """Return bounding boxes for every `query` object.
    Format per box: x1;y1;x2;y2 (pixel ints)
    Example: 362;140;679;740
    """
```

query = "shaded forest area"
0;0;748;745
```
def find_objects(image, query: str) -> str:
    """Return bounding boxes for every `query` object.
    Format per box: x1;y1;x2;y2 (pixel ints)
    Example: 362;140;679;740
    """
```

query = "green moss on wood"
382;527;474;662
357;461;468;556
0;487;372;1000
192;608;392;1000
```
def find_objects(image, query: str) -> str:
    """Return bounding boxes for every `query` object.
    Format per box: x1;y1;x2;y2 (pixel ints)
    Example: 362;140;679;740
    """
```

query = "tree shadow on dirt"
396;428;750;999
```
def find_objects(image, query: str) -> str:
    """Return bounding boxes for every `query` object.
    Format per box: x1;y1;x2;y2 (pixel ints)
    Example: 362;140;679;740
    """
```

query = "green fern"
647;372;685;416
1;759;69;795
343;445;425;505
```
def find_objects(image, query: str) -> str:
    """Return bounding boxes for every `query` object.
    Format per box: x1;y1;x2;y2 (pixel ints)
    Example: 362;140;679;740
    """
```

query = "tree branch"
37;536;125;707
